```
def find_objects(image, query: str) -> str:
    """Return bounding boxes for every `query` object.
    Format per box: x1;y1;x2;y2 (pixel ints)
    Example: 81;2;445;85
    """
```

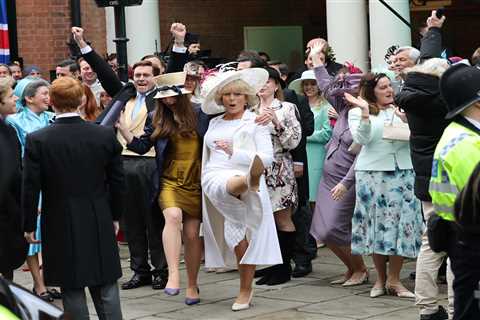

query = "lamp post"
94;0;143;82
113;5;129;82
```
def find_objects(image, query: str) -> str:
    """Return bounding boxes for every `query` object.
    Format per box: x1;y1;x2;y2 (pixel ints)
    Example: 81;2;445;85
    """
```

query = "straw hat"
288;70;316;96
153;71;191;99
200;68;268;115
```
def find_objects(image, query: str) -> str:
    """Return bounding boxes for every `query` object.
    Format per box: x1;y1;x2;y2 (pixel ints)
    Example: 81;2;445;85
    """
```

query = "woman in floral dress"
253;67;302;286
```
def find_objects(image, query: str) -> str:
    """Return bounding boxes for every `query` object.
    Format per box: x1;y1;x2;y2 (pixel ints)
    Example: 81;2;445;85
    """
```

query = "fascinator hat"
200;68;268;115
153;71;191;99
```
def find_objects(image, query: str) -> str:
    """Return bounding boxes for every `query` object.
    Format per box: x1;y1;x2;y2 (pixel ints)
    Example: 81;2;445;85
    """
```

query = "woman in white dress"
200;68;282;311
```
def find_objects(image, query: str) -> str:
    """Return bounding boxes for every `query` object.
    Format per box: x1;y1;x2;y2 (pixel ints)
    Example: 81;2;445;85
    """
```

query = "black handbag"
427;213;452;253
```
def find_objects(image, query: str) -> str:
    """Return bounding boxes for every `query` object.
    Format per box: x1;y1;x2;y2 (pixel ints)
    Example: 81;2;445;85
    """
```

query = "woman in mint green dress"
289;70;332;205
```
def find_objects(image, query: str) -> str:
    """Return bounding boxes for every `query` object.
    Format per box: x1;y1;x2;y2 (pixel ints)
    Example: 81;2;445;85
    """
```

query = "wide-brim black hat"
440;63;480;119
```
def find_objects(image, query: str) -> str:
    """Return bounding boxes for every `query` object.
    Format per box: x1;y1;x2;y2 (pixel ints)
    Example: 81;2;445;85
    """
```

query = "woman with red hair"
78;84;100;121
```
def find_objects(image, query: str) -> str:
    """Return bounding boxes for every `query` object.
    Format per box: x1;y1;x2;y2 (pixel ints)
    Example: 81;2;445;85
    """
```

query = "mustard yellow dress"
158;131;202;218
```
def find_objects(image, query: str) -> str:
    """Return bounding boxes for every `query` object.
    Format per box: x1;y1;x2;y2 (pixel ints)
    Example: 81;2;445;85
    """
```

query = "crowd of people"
0;9;480;320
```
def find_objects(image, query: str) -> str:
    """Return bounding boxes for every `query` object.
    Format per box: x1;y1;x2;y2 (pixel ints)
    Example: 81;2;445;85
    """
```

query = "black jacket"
394;26;449;201
395;73;450;201
23;117;125;288
0;119;27;273
80;49;158;126
284;89;314;205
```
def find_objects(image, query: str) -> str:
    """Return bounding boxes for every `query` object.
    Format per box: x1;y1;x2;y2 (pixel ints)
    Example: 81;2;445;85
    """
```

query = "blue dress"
306;100;332;202
6;107;54;256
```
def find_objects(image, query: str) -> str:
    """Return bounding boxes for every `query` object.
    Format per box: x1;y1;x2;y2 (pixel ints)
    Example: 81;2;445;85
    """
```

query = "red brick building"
5;0;480;81
8;0;107;79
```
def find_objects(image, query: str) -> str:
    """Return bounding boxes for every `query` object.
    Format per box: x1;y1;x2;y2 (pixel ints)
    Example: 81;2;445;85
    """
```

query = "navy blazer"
127;104;210;202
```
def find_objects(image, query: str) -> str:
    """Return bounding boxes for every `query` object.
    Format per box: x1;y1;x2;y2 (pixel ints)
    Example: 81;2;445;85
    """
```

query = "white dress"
201;110;282;268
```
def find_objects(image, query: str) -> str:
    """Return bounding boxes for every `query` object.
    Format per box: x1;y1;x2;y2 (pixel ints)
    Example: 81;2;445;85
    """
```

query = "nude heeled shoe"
232;289;254;311
247;155;264;192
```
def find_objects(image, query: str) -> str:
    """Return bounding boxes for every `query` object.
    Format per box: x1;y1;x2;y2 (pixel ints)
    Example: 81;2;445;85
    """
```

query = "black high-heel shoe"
33;288;54;302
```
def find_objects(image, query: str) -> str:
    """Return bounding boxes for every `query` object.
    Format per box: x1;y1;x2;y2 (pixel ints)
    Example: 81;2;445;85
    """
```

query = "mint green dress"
307;100;332;202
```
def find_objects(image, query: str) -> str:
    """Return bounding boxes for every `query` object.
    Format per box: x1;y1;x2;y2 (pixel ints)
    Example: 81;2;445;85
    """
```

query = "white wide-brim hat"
288;70;317;96
200;68;269;115
153;71;192;99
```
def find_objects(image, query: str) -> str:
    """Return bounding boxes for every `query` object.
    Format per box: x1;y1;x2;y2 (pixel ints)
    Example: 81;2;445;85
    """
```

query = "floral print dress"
253;99;302;212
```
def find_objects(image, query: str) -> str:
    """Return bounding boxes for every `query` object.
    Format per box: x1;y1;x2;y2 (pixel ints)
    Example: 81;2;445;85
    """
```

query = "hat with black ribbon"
153;71;192;99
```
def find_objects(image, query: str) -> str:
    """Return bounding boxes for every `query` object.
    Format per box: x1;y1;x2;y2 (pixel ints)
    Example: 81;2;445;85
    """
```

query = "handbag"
382;113;410;141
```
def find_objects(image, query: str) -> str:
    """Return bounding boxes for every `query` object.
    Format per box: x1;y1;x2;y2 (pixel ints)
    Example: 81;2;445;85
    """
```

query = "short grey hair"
22;79;50;106
394;46;421;64
405;58;449;78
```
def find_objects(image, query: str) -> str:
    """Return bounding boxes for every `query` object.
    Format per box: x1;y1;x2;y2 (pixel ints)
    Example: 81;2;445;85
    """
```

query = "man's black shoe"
152;275;168;290
121;273;152;290
420;306;448;320
292;263;312;278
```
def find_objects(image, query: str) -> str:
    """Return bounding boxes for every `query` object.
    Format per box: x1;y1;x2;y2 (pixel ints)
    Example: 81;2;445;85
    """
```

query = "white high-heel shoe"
232;289;254;311
247;155;264;192
370;286;386;298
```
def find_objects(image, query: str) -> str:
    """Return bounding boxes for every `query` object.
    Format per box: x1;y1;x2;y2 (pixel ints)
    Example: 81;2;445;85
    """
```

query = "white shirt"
464;116;480;130
55;112;80;119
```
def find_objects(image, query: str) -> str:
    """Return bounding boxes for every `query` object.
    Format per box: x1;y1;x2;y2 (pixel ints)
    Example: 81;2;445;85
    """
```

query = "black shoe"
420;306;448;320
47;288;62;299
152;275;168;290
254;266;274;278
255;271;273;285
32;288;54;302
121;273;152;290
292;263;312;278
265;230;295;286
410;272;416;280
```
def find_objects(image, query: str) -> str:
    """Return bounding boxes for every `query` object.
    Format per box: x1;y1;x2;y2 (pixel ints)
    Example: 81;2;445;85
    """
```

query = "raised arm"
72;27;123;97
419;11;446;62
166;23;190;73
345;93;373;145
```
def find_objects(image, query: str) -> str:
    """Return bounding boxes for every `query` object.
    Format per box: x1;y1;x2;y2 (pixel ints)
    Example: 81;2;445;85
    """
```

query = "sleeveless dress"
158;131;202;218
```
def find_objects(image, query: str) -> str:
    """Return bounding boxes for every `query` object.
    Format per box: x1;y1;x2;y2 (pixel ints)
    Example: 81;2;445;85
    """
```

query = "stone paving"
13;245;449;319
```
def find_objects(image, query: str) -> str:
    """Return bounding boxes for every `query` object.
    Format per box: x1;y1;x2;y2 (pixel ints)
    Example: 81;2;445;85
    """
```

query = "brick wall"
158;0;327;70
16;0;107;81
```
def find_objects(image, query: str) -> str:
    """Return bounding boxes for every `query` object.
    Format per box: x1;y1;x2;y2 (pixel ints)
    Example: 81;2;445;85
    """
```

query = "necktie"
131;93;145;120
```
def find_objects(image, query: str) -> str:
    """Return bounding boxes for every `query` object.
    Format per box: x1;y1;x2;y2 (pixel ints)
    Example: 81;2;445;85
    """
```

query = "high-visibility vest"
429;122;480;221
0;305;19;320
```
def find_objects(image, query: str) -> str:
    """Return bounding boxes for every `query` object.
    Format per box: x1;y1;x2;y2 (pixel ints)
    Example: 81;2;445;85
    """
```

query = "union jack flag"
0;0;10;64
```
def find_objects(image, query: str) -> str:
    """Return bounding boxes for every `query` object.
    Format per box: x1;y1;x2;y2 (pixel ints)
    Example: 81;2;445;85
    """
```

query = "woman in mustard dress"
117;72;209;306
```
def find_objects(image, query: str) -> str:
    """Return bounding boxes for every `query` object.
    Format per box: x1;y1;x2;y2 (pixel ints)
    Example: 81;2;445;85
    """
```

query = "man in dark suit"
22;77;125;319
72;27;169;291
0;80;28;280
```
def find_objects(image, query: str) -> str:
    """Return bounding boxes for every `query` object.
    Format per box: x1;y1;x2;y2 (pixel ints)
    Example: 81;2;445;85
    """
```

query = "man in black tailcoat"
23;77;125;319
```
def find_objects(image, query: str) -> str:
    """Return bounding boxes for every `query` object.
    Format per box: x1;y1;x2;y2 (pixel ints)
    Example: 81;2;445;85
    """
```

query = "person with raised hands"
307;42;368;287
72;26;169;292
345;73;422;299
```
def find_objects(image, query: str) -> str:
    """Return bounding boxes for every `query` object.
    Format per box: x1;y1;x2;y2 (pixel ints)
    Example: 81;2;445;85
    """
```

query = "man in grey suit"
23;77;125;320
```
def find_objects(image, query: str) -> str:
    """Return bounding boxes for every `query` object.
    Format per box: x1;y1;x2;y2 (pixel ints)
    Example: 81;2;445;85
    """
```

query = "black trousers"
122;156;167;277
449;238;480;320
62;282;122;320
292;175;317;265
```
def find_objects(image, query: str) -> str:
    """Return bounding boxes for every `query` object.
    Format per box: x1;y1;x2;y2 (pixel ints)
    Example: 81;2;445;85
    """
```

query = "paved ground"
13;245;448;319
